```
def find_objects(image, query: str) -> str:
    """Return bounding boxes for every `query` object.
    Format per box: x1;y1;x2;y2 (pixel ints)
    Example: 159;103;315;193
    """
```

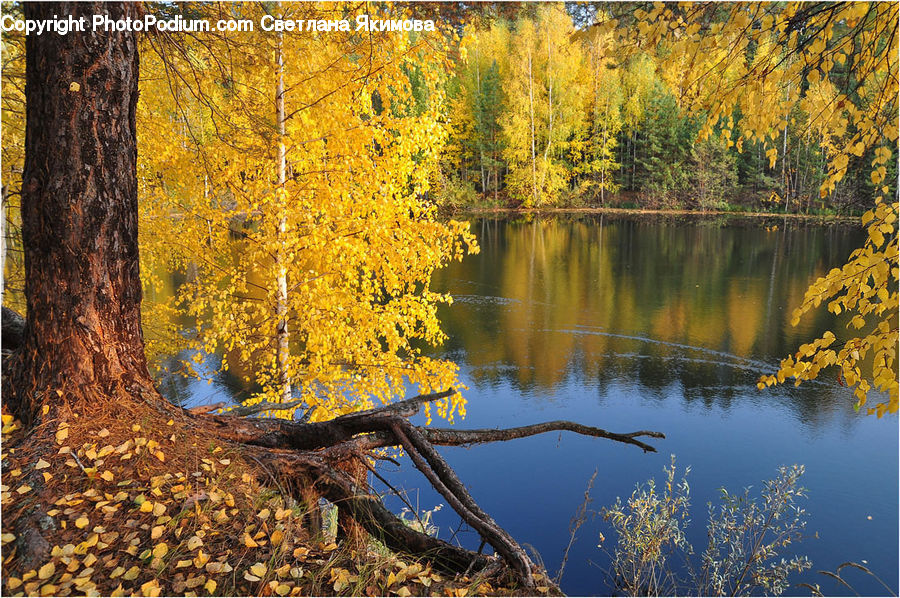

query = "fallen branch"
203;390;663;453
187;402;226;415
229;398;306;416
193;389;664;588
391;419;535;587
350;422;664;453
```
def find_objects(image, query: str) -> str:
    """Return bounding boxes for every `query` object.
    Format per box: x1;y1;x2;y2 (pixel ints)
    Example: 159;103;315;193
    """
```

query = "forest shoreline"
447;205;861;222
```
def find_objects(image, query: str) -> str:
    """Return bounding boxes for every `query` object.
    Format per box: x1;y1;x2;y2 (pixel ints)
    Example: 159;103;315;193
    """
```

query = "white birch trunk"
275;24;291;405
528;50;537;206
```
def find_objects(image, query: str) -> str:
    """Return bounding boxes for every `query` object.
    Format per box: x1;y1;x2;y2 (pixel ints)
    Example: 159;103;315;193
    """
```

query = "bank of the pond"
0;409;548;598
444;205;861;222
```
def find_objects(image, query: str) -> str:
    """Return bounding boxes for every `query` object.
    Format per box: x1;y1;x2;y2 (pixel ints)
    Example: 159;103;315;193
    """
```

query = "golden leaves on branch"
616;2;898;417
137;3;475;424
759;196;898;417
619;2;898;201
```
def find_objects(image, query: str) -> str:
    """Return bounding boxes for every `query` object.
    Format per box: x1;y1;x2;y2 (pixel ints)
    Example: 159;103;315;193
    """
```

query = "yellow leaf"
141;579;161;597
122;566;140;580
38;562;55;580
250;563;267;577
243;533;259;548
187;535;204;550
100;470;115;482
270;529;284;547
75;516;89;529
35;458;51;470
151;526;164;540
153;542;168;558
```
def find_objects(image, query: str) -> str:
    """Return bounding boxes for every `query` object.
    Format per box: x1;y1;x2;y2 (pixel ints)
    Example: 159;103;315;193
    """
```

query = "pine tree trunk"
14;1;153;420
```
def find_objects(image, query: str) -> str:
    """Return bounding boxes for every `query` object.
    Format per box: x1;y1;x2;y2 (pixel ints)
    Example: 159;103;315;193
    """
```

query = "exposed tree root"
3;311;665;589
245;445;495;575
194;389;664;588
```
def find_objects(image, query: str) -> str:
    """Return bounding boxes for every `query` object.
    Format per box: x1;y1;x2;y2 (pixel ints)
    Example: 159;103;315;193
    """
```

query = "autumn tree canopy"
138;3;477;422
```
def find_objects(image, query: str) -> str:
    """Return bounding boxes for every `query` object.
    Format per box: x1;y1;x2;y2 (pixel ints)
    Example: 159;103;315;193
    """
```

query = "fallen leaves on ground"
1;413;539;597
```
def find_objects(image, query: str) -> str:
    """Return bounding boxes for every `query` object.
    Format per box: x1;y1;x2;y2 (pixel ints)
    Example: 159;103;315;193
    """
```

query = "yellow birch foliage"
613;2;898;415
138;3;475;422
758;197;898;417
574;23;625;200
499;4;587;206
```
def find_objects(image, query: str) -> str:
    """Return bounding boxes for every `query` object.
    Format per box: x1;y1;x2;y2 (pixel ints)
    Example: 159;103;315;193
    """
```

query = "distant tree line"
437;4;896;214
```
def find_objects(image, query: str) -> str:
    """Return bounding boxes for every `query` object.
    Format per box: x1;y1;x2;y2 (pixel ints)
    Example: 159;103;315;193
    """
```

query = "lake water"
152;213;899;596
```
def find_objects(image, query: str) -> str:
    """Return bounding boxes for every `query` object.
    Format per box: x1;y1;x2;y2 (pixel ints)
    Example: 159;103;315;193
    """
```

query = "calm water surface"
154;214;899;596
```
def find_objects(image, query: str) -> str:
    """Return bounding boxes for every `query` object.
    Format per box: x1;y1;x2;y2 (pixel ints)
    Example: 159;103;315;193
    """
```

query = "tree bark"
213;390;663;588
13;1;156;423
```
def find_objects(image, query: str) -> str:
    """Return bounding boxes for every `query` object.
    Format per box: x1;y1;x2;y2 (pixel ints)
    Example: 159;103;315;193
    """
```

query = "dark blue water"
374;215;899;596
156;214;899;596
